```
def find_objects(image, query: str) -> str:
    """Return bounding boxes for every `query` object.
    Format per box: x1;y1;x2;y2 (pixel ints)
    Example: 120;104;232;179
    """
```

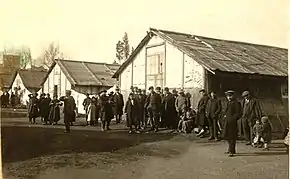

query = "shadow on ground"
2;126;175;163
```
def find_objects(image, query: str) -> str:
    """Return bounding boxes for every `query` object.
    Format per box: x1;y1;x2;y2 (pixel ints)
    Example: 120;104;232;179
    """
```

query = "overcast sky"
0;0;288;64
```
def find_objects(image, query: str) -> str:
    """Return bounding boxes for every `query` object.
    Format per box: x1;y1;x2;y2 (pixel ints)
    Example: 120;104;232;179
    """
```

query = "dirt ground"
1;117;289;179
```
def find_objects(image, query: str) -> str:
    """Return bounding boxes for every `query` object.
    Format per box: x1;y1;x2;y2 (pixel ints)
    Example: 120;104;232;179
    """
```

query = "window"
281;82;288;98
147;55;160;75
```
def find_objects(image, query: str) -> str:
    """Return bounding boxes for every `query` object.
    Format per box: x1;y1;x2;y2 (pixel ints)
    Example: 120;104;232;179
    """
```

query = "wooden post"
131;61;134;87
145;48;147;91
181;53;185;88
164;43;167;87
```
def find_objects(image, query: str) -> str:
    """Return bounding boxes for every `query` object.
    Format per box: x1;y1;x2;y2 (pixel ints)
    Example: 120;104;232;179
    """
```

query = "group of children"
252;116;272;150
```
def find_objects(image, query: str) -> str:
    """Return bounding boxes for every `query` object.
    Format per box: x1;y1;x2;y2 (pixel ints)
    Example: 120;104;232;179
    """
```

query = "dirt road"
2;118;289;179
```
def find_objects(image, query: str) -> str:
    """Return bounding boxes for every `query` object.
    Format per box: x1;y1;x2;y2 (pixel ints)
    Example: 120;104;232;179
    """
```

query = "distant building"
113;28;288;132
40;59;120;114
10;69;47;105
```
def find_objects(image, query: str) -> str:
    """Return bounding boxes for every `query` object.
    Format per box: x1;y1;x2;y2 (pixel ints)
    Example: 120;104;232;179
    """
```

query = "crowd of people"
7;85;281;157
1;91;21;108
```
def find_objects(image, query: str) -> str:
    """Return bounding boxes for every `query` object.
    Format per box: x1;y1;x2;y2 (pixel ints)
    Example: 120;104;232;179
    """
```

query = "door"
146;53;165;89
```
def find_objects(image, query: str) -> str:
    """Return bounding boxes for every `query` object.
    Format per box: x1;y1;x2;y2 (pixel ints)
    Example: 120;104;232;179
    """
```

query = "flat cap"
164;87;169;91
199;89;206;93
148;86;154;90
242;91;250;97
225;90;235;95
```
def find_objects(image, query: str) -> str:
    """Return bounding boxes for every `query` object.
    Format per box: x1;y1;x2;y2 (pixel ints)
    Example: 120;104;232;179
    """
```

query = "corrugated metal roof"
55;59;120;87
152;28;288;76
113;28;288;77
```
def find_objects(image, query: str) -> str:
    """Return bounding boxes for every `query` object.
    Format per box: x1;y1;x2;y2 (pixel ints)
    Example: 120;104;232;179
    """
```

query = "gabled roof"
41;59;120;87
12;70;47;92
0;73;14;89
113;28;288;78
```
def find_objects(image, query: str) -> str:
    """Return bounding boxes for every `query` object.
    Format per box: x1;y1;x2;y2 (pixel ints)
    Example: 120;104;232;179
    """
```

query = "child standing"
261;116;272;151
125;93;140;134
253;119;264;148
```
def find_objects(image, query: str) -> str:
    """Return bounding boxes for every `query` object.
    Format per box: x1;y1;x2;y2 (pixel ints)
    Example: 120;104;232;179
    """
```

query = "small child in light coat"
253;119;264;147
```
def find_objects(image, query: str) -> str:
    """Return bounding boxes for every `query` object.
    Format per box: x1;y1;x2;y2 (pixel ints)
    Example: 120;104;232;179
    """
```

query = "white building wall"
42;64;86;114
184;54;205;89
119;34;206;108
10;73;30;105
165;43;183;88
132;48;146;89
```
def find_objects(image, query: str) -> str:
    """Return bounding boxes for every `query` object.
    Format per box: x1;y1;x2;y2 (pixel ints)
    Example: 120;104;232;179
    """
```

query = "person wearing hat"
48;94;62;125
28;92;40;124
141;89;149;127
38;93;47;123
222;90;242;157
83;93;91;125
163;87;176;129
175;89;190;120
241;90;263;145
124;93;140;134
99;89;114;131
112;87;124;124
135;88;146;129
60;90;77;133
205;91;222;141
155;87;165;127
196;89;209;137
145;86;162;132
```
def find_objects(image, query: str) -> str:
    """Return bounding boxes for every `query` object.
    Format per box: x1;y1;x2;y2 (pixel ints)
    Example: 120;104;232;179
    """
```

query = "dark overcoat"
241;97;263;125
222;100;242;140
125;99;139;126
112;93;124;115
135;94;146;119
205;98;222;119
99;95;114;122
49;99;61;122
196;94;209;126
28;97;39;118
39;96;50;118
60;96;76;122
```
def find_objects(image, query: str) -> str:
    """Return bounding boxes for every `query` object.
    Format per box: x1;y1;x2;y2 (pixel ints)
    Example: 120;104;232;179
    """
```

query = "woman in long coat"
49;95;62;125
28;93;39;124
87;97;97;126
222;90;242;157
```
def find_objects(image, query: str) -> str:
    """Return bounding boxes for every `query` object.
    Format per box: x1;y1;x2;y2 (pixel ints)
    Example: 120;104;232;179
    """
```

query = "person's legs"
242;118;251;144
64;115;70;132
207;117;214;139
213;117;219;139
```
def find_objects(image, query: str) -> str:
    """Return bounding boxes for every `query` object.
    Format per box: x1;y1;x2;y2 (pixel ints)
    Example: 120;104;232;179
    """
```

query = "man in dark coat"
222;90;242;157
196;89;209;137
28;93;39;124
125;93;140;133
142;89;149;128
135;89;146;129
145;86;162;132
38;93;47;123
156;87;165;128
60;90;76;133
99;90;113;131
83;93;91;124
163;87;176;129
113;87;124;124
206;91;222;140
241;91;263;145
10;92;16;108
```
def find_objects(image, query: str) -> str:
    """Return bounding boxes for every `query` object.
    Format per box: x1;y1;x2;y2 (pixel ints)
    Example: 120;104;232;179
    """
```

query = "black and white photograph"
0;0;289;178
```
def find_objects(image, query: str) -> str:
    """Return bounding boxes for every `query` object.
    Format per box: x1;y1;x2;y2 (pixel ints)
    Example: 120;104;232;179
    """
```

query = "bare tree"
42;42;64;68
